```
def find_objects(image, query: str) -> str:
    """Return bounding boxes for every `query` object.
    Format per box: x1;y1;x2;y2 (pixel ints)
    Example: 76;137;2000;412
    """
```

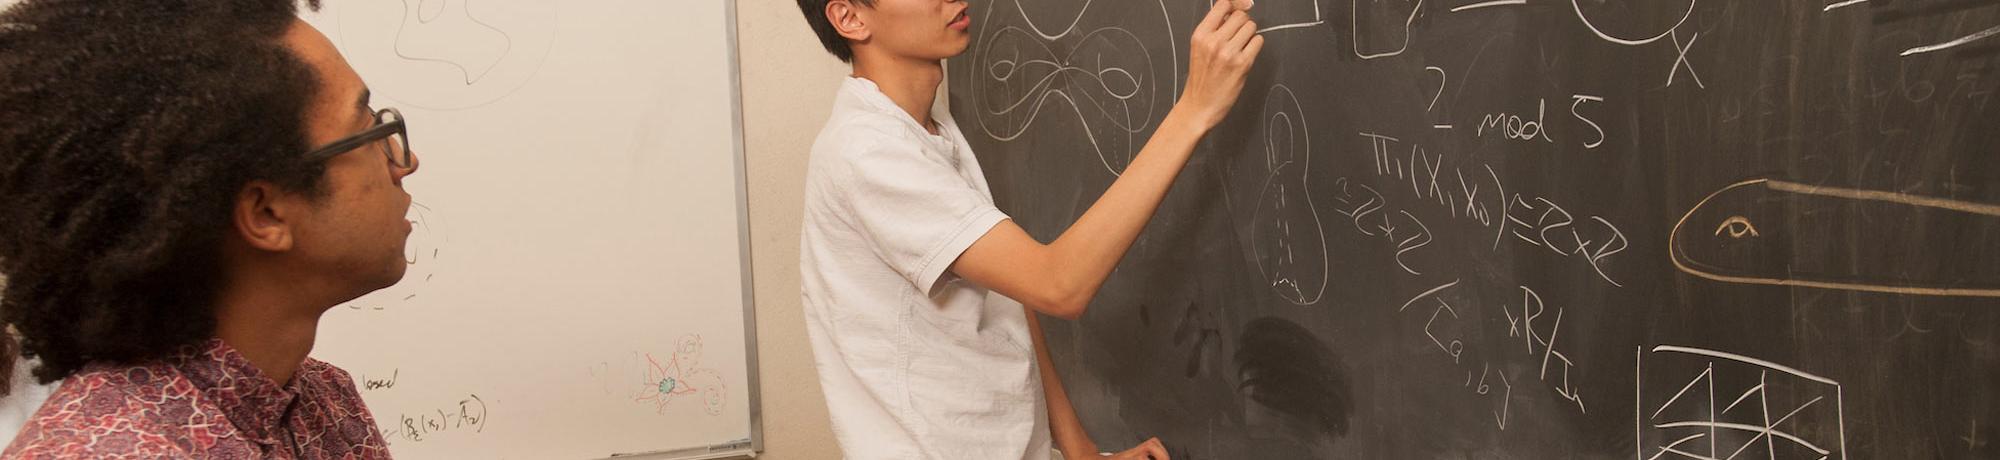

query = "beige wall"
737;1;844;458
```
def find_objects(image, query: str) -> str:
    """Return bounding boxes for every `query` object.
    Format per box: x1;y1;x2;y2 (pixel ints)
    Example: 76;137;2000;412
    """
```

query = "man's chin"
358;262;410;295
383;264;411;287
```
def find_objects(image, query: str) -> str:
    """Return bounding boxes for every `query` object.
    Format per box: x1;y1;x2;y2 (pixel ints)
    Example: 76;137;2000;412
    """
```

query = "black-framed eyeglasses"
303;107;413;169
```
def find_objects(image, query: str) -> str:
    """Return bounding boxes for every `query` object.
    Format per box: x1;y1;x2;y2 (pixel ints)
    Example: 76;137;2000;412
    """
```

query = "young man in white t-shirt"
794;0;1262;458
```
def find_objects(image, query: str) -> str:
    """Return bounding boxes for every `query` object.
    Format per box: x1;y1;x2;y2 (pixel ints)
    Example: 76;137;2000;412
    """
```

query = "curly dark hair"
0;0;328;392
796;0;873;63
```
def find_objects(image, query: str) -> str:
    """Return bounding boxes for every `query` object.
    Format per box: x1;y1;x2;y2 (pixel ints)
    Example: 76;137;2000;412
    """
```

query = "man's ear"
233;180;298;252
827;0;871;42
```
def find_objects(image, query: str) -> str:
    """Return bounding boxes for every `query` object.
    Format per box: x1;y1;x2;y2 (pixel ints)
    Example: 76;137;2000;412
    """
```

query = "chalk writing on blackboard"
1570;95;1606;149
1476;99;1555;143
1568;0;1692;46
1353;0;1423;59
1902;25;2000;57
1395;280;1514;428
1424;66;1453;129
1329;175;1433;276
1667;30;1704;89
1504;286;1586;413
1254;0;1325;34
1449;0;1523;13
1357;133;1628;286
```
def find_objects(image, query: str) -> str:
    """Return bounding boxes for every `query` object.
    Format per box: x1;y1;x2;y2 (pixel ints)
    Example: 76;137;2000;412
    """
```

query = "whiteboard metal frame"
725;0;766;455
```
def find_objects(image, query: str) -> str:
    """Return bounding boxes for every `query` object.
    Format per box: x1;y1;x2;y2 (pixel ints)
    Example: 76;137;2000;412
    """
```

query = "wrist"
1058;440;1099;458
1162;104;1215;137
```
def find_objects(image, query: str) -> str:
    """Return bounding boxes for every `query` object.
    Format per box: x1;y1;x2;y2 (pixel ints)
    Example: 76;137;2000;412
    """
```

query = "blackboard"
948;0;2000;458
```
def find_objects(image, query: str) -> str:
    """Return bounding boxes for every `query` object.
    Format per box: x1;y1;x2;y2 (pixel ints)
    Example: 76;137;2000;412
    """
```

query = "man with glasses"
0;0;418;457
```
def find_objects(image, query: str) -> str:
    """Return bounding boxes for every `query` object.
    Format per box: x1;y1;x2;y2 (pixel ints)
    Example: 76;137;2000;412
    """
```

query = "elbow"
1025;282;1090;321
1044;298;1087;321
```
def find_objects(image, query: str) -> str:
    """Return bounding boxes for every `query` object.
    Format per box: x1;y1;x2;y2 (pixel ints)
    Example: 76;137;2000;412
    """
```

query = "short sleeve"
829;128;1008;296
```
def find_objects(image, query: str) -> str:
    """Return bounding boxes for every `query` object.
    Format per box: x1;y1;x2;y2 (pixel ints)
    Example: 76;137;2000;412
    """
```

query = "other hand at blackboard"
1102;437;1171;459
1178;0;1264;130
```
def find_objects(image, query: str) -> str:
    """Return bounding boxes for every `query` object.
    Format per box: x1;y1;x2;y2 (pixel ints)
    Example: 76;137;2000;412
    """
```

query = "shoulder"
814;111;921;164
293;359;382;431
805;111;936;204
3;365;204;458
298;358;352;384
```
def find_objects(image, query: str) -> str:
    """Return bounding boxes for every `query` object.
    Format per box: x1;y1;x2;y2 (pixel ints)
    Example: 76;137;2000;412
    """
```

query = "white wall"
736;1;846;458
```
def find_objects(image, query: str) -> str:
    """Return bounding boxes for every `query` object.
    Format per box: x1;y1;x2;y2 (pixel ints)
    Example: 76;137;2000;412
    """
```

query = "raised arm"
950;0;1263;320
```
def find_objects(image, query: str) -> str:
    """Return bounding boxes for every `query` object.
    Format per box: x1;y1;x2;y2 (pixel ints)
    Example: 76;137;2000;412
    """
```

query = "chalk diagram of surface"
332;0;558;110
1249;85;1330;306
968;0;1177;176
1636;346;1847;460
1669;178;2000;298
341;202;450;311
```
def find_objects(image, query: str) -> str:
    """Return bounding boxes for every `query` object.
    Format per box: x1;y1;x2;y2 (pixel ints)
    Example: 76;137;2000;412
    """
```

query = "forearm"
951;0;1258;320
1030;311;1098;457
1042;107;1210;309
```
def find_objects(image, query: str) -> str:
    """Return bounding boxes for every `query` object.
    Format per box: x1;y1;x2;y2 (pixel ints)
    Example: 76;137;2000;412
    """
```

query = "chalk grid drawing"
1637;346;1847;460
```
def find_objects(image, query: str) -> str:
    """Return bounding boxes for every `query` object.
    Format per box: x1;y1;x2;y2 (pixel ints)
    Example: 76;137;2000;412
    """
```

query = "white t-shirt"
799;77;1051;460
0;357;56;447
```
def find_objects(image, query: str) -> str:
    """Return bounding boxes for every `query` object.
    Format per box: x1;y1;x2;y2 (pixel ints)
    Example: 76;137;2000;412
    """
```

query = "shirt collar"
841;76;967;157
841;76;958;138
170;338;301;445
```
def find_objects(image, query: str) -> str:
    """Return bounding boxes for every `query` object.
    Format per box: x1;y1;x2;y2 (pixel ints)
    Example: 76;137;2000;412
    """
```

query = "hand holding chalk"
1178;0;1263;130
1101;437;1171;459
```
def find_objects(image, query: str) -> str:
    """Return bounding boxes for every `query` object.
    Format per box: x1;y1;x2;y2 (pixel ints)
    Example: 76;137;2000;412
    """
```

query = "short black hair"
0;0;327;390
796;0;873;63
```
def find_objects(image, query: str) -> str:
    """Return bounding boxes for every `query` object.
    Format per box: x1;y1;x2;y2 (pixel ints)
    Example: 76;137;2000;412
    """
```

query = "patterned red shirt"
2;339;391;459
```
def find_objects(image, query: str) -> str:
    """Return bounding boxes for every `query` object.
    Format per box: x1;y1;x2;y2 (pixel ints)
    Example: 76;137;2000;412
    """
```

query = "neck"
852;53;944;134
212;267;336;385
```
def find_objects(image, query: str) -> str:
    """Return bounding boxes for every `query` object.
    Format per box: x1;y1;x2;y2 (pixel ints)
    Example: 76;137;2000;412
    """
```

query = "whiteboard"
300;1;760;459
